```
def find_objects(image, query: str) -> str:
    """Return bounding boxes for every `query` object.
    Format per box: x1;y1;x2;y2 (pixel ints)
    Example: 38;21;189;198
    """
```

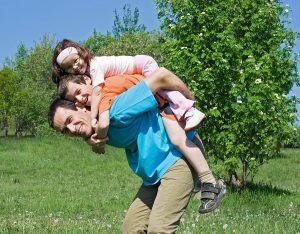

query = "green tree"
112;4;146;38
84;5;165;64
12;35;56;136
0;67;16;136
156;0;300;187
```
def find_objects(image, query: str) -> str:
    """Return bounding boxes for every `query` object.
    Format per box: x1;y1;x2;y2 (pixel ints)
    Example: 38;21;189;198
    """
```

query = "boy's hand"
91;118;98;130
87;133;108;154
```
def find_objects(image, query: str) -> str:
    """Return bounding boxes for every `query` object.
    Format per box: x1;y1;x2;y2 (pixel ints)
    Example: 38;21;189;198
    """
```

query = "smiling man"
48;68;207;233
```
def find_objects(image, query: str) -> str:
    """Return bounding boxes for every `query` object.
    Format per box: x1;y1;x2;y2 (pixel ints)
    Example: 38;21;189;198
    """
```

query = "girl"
52;39;225;213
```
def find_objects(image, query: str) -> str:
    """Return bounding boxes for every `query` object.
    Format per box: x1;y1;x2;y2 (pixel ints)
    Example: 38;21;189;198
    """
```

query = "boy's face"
65;76;93;106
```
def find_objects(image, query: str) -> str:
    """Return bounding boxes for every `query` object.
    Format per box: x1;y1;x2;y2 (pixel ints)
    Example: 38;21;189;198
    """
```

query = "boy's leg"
122;184;158;233
144;67;194;100
147;158;195;233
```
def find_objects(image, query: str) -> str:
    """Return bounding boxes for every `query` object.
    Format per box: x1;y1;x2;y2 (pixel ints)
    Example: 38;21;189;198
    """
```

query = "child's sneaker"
199;179;226;214
184;109;205;131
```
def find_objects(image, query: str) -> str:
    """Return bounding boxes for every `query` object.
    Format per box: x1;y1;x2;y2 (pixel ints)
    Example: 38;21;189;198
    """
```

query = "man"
48;68;208;233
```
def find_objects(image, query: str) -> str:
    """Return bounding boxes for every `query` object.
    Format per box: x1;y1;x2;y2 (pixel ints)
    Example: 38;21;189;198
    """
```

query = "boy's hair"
51;39;94;84
58;74;87;99
48;98;77;129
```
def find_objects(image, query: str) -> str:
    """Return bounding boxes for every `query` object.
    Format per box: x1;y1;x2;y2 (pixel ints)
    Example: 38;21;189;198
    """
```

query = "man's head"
48;98;93;138
58;74;93;106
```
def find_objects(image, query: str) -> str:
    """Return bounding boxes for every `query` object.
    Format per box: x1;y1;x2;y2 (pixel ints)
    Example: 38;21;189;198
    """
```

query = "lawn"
0;135;299;233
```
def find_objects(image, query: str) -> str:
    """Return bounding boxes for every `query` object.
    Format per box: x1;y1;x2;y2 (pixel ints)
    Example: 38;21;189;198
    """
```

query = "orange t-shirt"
98;74;175;120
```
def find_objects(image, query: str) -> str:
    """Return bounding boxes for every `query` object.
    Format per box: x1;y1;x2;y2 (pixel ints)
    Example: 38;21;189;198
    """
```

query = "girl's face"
60;53;87;75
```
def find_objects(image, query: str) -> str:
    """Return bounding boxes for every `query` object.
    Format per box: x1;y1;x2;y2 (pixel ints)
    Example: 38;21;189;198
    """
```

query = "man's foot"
199;180;226;214
184;109;205;131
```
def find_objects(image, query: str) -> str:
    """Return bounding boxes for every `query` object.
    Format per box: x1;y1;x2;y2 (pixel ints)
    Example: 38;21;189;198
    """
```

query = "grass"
0;135;299;233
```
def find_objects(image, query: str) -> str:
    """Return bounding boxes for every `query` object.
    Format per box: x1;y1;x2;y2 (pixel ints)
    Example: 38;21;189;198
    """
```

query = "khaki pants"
122;135;204;233
122;158;194;233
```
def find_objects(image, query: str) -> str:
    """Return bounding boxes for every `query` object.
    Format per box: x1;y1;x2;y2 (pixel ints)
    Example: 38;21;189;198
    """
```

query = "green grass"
0;136;299;233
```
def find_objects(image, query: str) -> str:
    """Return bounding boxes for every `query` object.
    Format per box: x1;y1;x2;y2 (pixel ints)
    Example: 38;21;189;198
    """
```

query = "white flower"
180;15;185;20
169;24;175;29
201;12;206;15
248;55;253;58
213;107;218;110
274;93;280;99
285;9;289;13
259;111;264;115
250;157;255;160
240;69;244;74
237;100;243;104
180;46;188;49
255;64;260;70
223;224;228;230
199;33;203;36
255;79;262;84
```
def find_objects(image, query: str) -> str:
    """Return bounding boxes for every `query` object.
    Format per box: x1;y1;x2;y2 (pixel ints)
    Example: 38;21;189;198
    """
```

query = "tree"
12;35;56;136
156;0;300;188
112;4;146;38
84;5;165;63
0;67;16;136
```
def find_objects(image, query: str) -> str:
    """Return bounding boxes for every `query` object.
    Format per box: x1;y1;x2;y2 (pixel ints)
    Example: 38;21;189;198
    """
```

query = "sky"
0;0;299;123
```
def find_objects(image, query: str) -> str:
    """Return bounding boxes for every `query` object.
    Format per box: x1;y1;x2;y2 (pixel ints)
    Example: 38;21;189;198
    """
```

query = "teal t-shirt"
107;81;195;185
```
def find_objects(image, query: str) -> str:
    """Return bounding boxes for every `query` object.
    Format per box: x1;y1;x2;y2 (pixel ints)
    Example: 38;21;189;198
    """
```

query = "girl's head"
52;39;94;84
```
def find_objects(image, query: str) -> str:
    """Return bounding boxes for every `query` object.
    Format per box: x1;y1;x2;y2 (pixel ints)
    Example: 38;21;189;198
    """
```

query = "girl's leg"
162;117;210;175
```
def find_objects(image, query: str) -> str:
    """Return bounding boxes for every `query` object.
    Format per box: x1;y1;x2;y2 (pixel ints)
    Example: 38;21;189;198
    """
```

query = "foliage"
285;126;300;148
112;4;146;38
12;36;57;135
155;0;300;187
84;31;165;64
84;4;165;64
0;67;16;132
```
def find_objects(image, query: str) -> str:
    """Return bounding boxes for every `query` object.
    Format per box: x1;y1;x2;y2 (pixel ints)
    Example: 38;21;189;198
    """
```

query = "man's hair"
58;74;87;99
48;98;77;128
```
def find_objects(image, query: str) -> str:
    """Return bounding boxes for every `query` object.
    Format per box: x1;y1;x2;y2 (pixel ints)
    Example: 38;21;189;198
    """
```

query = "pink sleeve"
133;55;159;77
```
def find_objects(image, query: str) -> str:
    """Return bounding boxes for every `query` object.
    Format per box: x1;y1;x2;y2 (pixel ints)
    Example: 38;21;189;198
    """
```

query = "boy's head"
58;74;93;106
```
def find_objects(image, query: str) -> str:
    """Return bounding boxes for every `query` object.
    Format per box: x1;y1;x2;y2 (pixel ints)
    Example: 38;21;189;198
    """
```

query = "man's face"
61;53;87;75
53;106;93;138
65;76;93;106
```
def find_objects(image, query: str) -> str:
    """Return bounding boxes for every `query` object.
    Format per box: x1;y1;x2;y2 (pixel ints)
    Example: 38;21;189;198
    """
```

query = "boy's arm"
94;110;110;154
91;86;102;126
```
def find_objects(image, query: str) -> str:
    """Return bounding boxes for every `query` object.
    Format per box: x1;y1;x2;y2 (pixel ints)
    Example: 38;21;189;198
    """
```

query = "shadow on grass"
228;182;292;196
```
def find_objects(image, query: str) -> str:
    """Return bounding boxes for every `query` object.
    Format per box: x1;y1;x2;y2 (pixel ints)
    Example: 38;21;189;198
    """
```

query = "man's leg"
147;158;195;233
122;184;158;233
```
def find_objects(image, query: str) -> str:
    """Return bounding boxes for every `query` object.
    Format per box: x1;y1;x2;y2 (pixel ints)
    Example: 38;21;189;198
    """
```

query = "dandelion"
255;79;262;84
107;224;112;229
240;69;244;74
250;157;255;160
181;46;188;49
285;9;289;13
192;223;196;228
255;64;260;70
199;33;203;37
223;224;228;230
201;12;206;15
213;107;218;110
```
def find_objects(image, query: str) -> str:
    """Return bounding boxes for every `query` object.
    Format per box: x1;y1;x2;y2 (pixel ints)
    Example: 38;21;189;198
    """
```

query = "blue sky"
0;0;299;123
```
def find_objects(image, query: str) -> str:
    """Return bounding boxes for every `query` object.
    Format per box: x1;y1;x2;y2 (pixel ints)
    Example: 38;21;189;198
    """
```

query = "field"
0;135;299;233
